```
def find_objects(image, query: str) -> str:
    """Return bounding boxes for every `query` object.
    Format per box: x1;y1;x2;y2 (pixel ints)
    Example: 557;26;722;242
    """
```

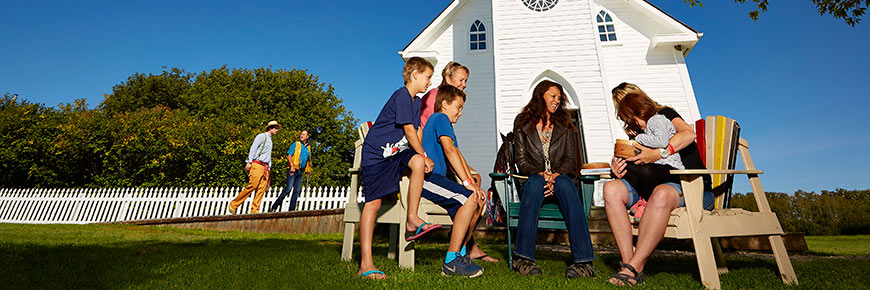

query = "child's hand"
423;156;435;173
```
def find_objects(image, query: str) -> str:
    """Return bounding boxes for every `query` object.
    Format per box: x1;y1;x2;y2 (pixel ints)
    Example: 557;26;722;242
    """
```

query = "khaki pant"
229;163;269;213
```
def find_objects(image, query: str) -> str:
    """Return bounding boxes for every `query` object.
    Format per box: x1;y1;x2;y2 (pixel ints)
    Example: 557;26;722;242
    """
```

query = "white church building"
400;0;703;185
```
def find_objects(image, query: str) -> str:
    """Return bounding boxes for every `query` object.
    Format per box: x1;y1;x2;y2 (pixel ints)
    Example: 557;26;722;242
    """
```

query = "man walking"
229;120;281;214
270;130;311;212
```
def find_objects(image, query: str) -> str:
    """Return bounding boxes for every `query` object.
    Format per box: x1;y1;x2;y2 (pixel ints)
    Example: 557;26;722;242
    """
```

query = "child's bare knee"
408;154;424;170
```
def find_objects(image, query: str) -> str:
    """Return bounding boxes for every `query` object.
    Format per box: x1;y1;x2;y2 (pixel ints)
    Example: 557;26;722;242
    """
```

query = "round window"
522;0;558;12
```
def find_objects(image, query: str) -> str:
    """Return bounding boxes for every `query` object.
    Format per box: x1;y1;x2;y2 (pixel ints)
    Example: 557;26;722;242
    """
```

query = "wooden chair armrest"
669;169;763;175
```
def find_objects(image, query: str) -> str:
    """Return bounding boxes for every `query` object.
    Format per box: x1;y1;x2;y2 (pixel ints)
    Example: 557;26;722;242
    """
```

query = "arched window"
596;11;617;42
470;20;487;51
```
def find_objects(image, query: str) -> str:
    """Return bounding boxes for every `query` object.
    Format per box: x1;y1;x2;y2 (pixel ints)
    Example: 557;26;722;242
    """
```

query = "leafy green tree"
684;0;870;26
100;68;193;114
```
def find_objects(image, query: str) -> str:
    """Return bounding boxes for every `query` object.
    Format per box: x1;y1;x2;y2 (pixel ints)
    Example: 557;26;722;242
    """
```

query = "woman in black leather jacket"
510;80;595;278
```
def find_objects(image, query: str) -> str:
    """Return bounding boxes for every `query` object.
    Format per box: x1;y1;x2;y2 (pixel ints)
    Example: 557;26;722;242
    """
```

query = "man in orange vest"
270;130;312;212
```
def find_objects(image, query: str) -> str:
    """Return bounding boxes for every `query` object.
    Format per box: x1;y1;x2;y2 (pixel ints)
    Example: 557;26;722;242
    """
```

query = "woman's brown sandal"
609;262;645;286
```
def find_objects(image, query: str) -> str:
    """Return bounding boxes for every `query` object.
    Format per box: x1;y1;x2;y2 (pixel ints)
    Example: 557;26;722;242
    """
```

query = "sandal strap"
611;273;640;285
619;262;640;277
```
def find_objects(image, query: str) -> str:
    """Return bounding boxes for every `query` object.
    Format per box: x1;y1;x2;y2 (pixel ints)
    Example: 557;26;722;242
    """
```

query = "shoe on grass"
512;258;542;276
565;262;595;278
442;254;483;278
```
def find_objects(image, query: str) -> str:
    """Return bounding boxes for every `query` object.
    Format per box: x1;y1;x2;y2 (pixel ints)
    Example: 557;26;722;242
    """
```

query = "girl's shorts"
618;179;715;210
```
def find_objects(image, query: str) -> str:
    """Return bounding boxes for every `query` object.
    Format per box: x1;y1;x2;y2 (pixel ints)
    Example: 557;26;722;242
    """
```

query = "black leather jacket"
512;117;580;178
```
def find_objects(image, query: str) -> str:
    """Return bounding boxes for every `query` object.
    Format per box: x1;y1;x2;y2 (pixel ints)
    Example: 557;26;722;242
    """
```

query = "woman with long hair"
510;80;595;278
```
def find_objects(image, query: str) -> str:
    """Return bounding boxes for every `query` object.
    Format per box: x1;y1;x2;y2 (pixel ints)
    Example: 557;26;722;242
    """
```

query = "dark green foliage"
1;66;358;187
686;0;869;26
731;188;870;235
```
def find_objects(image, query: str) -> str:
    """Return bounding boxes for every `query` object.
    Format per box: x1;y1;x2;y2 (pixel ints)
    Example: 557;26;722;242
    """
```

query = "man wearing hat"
229;120;281;214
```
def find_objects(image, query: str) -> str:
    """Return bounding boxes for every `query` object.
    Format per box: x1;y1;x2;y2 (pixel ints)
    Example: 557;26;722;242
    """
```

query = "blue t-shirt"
421;113;457;176
362;87;421;166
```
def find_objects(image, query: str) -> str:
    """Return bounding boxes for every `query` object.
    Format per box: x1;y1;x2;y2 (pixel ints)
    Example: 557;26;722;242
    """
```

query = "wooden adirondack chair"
340;122;453;269
638;115;797;289
490;134;598;270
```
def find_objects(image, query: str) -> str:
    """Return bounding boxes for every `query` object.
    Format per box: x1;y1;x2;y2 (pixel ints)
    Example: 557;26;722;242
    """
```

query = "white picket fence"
0;186;363;224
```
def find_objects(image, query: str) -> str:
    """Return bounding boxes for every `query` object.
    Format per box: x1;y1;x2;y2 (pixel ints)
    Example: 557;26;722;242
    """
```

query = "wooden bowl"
582;162;610;169
614;139;640;159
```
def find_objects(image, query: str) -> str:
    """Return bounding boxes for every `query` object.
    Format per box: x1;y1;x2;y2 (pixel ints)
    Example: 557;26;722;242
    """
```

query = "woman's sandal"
471;254;499;263
609;262;645;286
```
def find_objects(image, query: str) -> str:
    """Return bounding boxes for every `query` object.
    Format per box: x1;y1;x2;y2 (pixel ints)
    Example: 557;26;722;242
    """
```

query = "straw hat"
264;120;282;131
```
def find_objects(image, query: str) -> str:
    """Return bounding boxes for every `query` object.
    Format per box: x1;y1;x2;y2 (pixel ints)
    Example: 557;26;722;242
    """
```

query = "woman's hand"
625;143;660;165
611;156;627;179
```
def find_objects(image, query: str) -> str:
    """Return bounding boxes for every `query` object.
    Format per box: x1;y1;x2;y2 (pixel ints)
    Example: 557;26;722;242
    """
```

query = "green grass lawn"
805;235;870;256
0;224;866;289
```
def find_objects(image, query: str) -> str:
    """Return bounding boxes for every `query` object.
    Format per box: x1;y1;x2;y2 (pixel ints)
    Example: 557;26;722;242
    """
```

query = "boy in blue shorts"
357;57;437;280
422;85;487;277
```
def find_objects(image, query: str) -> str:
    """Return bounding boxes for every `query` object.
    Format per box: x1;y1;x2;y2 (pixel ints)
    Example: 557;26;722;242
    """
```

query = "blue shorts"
618;179;715;210
422;173;474;218
361;150;418;202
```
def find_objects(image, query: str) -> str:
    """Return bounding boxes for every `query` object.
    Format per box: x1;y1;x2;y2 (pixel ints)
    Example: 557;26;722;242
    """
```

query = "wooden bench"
640;115;797;289
340;122;453;269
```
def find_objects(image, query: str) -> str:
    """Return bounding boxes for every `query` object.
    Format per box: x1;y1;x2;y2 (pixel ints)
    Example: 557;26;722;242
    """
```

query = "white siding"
493;0;616;163
413;0;499;185
593;0;702;134
403;0;703;175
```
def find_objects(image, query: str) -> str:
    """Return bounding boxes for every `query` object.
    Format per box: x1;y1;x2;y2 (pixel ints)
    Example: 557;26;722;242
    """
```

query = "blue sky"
1;0;868;194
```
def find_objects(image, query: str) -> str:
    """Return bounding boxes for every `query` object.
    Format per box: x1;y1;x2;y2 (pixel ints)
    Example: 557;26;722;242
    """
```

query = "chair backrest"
694;116;741;209
351;122;373;170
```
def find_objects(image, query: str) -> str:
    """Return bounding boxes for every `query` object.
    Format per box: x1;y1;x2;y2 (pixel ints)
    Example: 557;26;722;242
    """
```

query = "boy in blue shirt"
421;85;487;277
357;57;437;280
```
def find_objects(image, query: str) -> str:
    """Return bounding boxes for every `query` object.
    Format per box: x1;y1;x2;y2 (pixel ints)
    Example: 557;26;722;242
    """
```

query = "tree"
2;66;358;188
684;0;870;26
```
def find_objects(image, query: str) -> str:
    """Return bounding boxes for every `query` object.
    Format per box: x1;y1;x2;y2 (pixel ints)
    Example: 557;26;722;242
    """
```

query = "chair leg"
388;224;398;260
769;235;798;285
341;222;355;262
506;223;514;270
398;214;415;269
712;237;728;274
691;235;722;290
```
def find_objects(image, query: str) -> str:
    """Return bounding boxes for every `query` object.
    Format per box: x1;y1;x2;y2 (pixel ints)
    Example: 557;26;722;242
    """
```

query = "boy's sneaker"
512;258;542;276
442;254;483;278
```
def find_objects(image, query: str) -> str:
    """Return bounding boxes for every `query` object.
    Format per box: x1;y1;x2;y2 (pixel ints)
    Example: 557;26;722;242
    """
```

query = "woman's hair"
434;85;466;112
403;57;434;84
611;82;660;109
515;80;572;129
439;61;470;86
617;91;661;132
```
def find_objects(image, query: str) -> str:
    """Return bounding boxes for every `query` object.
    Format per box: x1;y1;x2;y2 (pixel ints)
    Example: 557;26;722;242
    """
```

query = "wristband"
462;179;470;186
667;143;675;155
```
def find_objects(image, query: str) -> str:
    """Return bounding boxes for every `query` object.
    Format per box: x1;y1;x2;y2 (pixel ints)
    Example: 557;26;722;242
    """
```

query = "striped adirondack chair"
647;115;797;289
340;122;453;270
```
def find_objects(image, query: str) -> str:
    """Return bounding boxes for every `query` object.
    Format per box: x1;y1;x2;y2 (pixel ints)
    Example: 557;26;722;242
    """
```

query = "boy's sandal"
609;262;645;286
405;222;442;241
360;270;386;280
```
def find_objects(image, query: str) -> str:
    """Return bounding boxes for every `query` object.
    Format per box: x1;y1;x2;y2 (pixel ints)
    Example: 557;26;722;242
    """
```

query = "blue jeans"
514;174;595;264
272;169;304;211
